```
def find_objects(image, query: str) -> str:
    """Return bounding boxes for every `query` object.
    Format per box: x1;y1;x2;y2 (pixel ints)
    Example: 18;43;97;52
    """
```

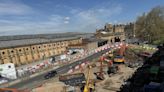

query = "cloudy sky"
0;0;163;36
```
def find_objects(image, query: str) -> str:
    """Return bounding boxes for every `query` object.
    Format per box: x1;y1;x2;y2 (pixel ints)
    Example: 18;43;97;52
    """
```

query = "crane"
83;65;95;92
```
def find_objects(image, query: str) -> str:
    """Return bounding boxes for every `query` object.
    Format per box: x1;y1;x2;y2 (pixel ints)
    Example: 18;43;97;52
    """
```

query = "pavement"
7;47;112;89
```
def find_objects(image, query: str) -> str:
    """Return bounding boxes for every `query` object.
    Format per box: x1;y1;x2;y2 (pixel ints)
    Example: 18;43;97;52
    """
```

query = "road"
8;48;111;89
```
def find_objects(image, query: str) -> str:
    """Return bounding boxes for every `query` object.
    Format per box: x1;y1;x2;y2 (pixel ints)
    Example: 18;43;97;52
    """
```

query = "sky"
0;0;163;36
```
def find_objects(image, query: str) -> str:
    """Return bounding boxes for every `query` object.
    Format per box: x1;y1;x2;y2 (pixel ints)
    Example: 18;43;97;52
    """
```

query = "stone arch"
114;36;121;42
110;38;115;43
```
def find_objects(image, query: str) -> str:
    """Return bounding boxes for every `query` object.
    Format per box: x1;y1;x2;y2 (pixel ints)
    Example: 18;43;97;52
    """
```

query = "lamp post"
148;34;150;43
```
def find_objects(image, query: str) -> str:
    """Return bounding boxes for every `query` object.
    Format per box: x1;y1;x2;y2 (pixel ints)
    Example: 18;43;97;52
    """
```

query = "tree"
135;6;164;45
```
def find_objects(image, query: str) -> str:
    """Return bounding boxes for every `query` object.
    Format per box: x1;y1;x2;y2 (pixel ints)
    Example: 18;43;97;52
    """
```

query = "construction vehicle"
94;56;105;80
103;57;120;74
59;65;95;92
113;43;126;63
113;55;125;63
83;65;95;92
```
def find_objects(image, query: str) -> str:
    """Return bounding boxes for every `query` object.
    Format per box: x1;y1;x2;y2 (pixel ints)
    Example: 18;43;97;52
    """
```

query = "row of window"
0;49;65;60
0;40;80;55
1;46;65;55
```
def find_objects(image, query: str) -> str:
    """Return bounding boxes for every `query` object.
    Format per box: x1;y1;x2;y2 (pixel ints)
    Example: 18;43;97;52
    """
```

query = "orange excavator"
119;43;126;56
94;56;105;80
113;43;126;63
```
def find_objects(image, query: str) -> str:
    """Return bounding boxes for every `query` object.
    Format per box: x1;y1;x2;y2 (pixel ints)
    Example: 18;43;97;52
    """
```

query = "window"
39;46;41;48
2;52;5;54
11;50;14;53
33;47;35;49
8;65;11;68
26;48;29;50
19;49;22;52
44;46;46;48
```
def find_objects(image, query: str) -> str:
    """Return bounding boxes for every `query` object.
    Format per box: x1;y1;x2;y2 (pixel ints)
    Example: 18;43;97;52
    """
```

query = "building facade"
0;36;82;66
95;23;135;43
124;23;136;39
95;24;125;43
68;38;108;51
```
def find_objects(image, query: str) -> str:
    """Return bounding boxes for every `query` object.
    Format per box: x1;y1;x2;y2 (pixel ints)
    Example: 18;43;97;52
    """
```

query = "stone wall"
0;38;82;66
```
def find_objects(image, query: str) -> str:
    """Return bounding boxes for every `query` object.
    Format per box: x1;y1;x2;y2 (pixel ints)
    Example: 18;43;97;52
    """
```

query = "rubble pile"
123;48;143;68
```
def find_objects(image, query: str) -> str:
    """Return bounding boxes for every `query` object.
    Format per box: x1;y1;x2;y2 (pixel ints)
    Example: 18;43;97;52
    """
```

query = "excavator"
94;56;105;80
113;43;126;63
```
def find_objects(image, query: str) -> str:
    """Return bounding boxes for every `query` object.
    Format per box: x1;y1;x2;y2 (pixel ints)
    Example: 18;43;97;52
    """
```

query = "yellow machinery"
113;55;125;63
113;43;126;63
83;65;95;92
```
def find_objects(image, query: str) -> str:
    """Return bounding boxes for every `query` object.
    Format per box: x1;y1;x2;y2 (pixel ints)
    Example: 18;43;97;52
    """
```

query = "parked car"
44;70;57;79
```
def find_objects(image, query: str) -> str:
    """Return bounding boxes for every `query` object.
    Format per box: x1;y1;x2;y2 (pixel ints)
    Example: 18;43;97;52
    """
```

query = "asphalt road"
8;48;111;89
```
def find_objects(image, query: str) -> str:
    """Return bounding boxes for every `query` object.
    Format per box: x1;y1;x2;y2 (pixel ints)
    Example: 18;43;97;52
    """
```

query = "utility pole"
133;22;136;38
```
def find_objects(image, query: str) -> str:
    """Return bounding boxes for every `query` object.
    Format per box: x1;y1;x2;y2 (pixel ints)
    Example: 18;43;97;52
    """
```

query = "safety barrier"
0;42;126;88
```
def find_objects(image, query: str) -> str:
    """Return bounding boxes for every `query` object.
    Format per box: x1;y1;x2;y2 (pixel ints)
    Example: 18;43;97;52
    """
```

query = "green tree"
135;6;164;45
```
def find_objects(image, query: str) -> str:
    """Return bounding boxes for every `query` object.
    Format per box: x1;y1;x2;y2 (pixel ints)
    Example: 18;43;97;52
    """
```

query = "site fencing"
0;42;123;88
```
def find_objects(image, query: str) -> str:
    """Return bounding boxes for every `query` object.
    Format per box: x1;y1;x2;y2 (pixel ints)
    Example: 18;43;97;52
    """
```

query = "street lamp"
148;34;150;43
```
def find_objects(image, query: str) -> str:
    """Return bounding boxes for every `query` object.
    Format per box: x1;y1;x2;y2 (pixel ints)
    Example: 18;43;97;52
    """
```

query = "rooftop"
0;32;95;49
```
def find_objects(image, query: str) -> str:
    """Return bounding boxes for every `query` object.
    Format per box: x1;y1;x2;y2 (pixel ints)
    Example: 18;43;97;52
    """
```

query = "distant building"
0;33;90;66
95;23;135;43
68;38;108;51
124;23;136;39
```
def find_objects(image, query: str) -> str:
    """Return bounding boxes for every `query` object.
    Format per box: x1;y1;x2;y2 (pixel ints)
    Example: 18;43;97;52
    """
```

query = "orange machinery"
113;43;127;63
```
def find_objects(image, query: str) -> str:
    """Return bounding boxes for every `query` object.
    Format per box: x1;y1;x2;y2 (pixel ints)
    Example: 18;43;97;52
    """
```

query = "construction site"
2;43;160;92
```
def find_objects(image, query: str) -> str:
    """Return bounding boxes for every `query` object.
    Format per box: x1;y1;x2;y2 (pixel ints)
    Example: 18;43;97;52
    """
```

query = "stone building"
95;23;125;43
0;33;84;66
68;38;108;51
95;23;135;43
124;23;136;39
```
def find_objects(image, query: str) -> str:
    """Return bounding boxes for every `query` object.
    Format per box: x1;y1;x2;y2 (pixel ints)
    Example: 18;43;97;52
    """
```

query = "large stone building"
0;33;88;66
68;38;108;51
124;23;136;39
95;23;135;43
95;23;125;43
